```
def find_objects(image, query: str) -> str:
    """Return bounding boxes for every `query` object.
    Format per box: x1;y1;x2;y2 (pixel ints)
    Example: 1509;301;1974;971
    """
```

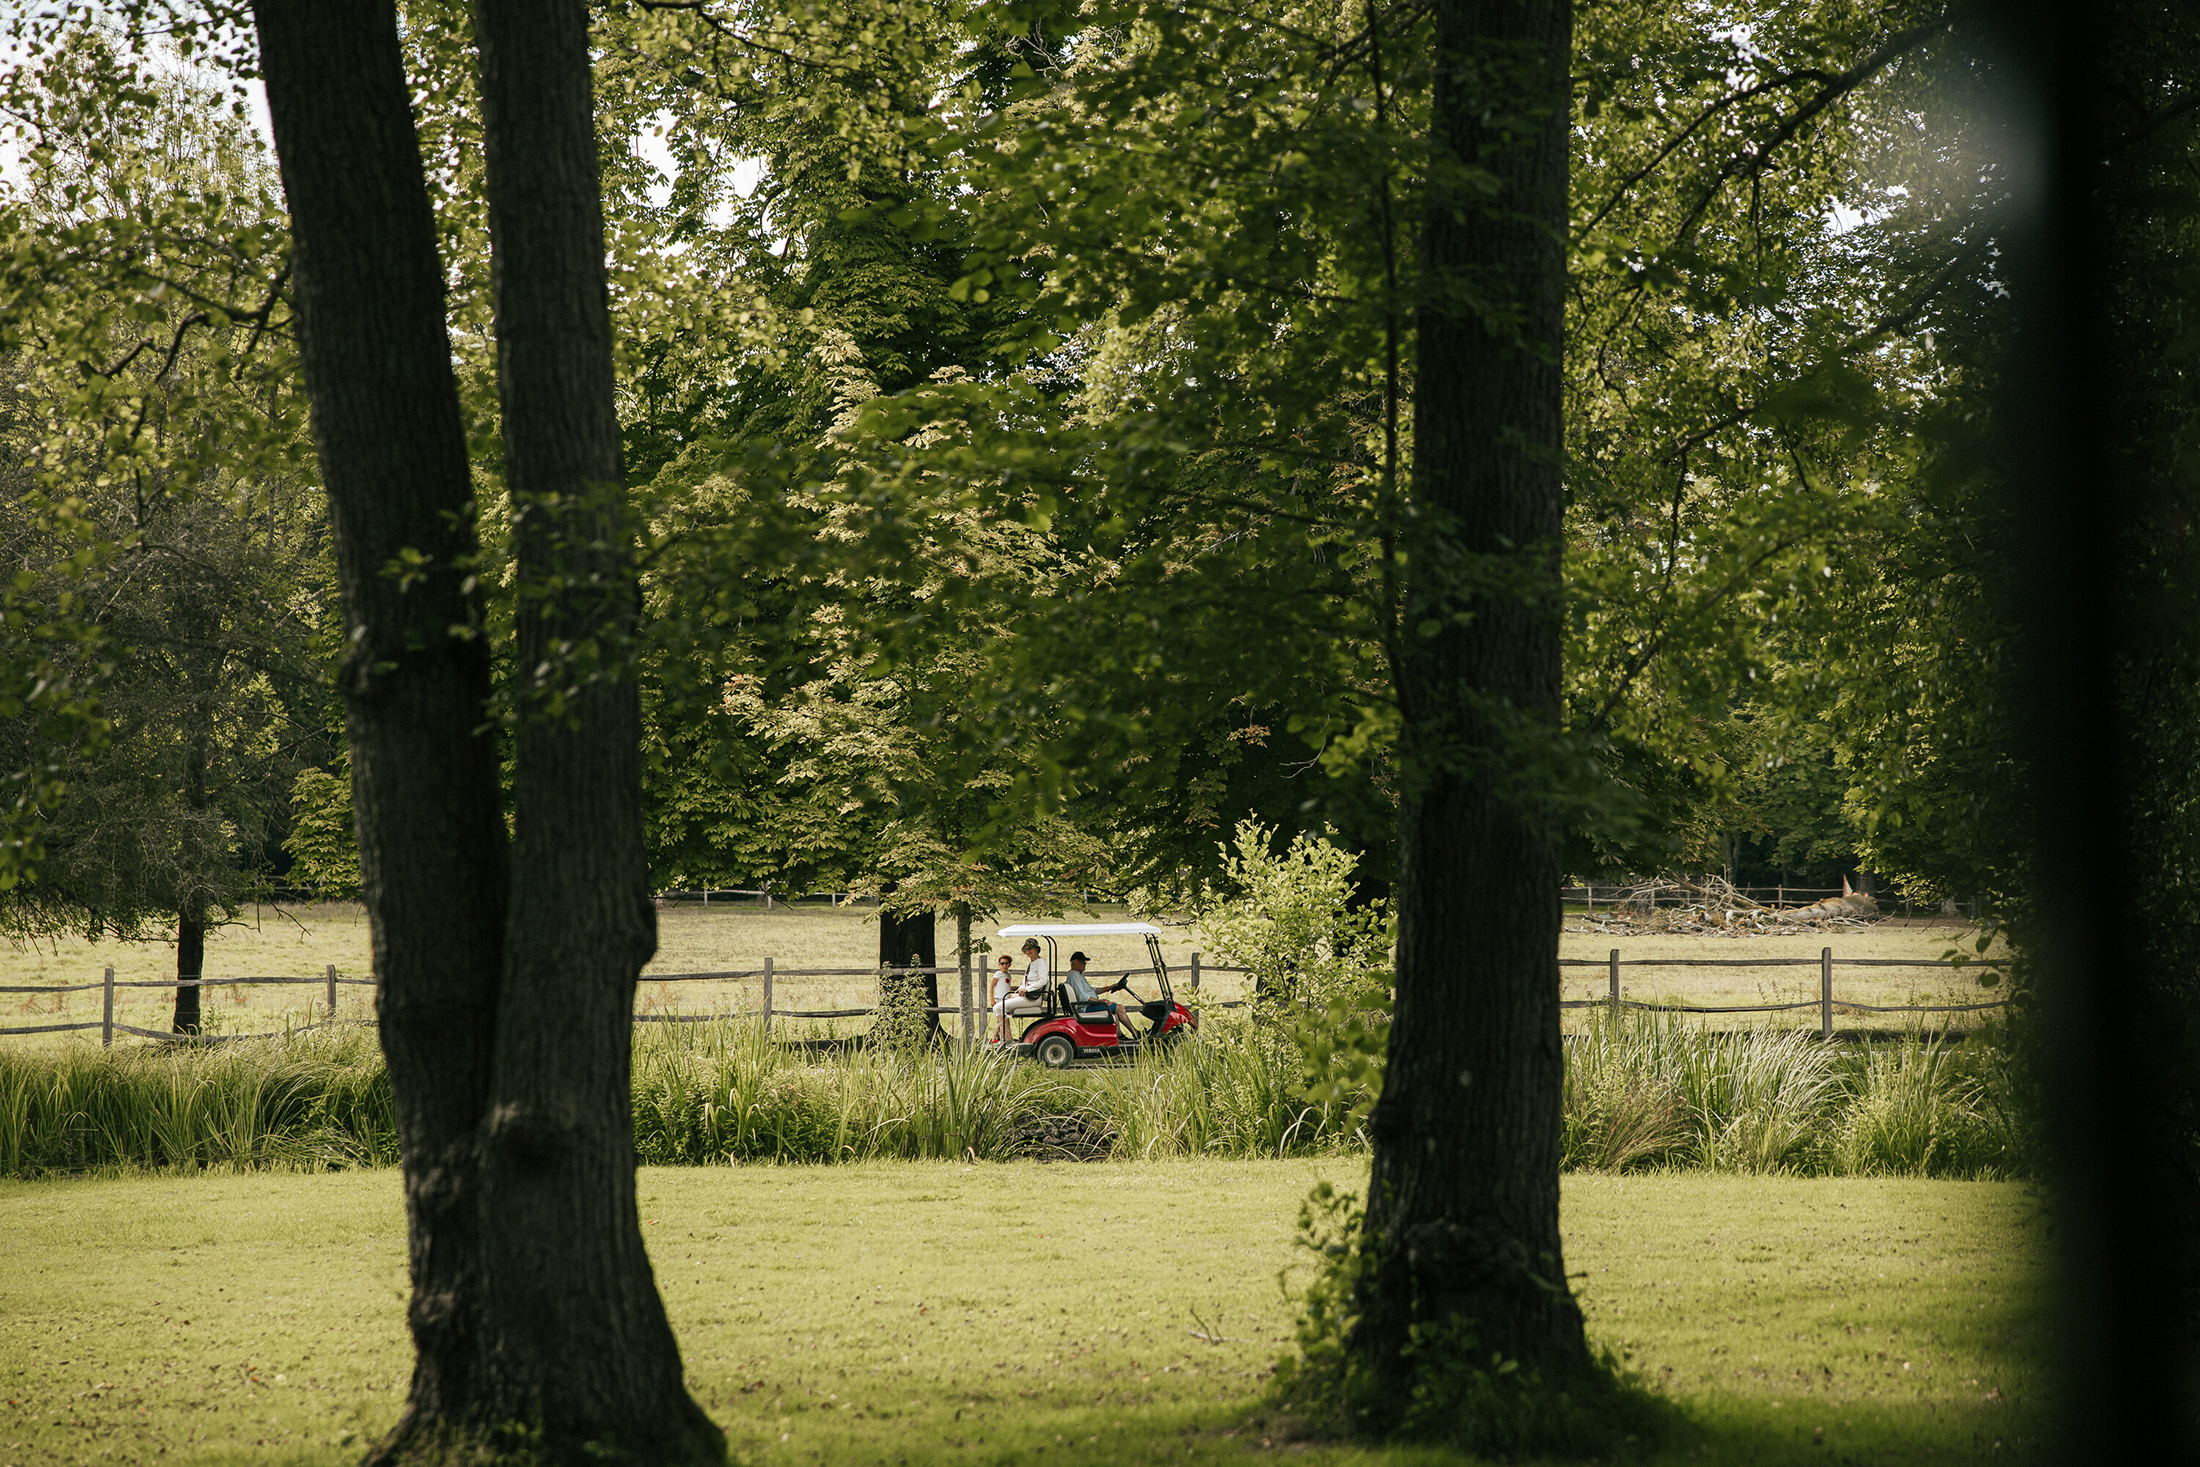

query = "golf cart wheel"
1035;1034;1076;1069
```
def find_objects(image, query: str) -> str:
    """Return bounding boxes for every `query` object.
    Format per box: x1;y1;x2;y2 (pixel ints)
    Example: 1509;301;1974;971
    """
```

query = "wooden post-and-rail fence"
1;948;2008;1045
1560;948;2014;1039
0;965;370;1045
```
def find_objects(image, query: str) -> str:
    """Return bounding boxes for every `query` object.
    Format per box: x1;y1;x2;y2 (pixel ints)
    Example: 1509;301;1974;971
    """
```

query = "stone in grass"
1006;1111;1118;1162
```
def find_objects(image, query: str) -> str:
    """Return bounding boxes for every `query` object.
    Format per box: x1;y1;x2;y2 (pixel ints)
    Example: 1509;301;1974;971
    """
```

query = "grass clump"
628;1016;1362;1165
1833;1028;2029;1176
630;1020;1069;1164
1561;1013;2028;1178
0;1024;394;1175
1;1010;2031;1180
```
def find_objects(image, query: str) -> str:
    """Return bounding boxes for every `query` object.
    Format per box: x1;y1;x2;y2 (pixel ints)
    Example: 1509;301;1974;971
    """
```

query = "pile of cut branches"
1568;875;1880;937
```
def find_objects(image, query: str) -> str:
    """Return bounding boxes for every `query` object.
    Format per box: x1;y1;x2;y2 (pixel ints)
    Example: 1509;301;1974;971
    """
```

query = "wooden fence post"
102;966;114;1048
1189;952;1201;991
1821;946;1834;1042
326;964;338;1024
1608;948;1620;1019
761;956;774;1033
958;963;973;1051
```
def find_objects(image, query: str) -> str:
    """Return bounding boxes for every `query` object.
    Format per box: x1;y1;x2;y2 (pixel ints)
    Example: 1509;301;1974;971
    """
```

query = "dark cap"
1069;951;1089;962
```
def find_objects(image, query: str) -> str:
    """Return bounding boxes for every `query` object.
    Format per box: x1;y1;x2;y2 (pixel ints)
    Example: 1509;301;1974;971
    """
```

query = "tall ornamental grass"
0;1025;396;1175
1561;1012;2028;1178
0;1011;2029;1178
628;1016;1359;1164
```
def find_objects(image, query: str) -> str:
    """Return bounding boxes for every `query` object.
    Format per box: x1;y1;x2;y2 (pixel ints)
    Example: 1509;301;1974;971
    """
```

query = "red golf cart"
993;922;1198;1068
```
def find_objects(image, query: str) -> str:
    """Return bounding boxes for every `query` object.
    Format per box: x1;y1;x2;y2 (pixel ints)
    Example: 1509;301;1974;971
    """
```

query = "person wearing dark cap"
1062;950;1145;1043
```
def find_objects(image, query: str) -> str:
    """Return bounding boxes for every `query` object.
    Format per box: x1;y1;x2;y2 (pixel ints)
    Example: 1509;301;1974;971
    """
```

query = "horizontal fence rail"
3;948;2007;1046
1557;948;2010;1038
1561;882;1983;920
653;887;879;909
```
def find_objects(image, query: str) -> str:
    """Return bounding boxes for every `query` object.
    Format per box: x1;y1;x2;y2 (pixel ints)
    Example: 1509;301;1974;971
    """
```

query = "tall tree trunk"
954;901;974;1048
172;905;204;1035
1354;0;1585;1380
172;725;209;1035
880;895;941;1038
464;0;719;1453
251;0;514;1453
1991;5;2199;1459
255;2;721;1459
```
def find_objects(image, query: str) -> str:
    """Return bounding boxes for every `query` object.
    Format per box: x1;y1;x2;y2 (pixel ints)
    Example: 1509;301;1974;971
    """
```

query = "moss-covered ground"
0;1162;2047;1465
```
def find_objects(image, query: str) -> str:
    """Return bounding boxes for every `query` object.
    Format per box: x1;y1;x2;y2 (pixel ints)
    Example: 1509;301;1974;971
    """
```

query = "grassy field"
1;902;2003;1050
0;1162;2048;1465
0;904;1208;1049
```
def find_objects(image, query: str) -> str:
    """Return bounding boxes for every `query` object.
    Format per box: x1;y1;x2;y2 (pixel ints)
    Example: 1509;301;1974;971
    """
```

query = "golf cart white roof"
995;922;1164;938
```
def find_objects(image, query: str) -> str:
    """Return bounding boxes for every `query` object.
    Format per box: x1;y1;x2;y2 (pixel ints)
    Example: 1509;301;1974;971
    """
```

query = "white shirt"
1021;957;1049;996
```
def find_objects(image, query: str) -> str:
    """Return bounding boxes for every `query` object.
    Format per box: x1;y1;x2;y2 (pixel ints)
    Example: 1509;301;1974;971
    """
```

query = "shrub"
1194;819;1392;1014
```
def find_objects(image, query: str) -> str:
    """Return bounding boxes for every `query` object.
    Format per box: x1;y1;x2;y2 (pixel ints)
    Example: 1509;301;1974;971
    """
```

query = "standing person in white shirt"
992;940;1048;1042
989;954;1016;1043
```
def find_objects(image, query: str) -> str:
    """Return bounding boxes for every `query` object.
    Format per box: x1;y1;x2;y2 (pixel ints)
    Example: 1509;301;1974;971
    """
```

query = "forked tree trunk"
1354;0;1587;1380
251;1;719;1459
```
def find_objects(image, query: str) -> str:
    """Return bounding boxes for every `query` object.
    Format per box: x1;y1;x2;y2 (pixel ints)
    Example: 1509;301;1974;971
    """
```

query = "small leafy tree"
1196;819;1391;1014
283;756;361;900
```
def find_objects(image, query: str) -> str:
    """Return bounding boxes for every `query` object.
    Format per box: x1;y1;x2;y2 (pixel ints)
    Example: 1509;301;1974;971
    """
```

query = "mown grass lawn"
0;1162;2047;1466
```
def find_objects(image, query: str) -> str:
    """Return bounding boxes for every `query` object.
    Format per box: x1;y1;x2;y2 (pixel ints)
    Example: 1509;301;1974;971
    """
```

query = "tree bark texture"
251;2;510;1436
1356;0;1586;1379
171;723;209;1036
880;899;941;1037
172;902;204;1035
467;0;719;1454
252;1;718;1459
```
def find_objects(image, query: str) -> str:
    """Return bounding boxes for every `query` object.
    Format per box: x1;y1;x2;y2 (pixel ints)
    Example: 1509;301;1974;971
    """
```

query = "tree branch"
1664;22;1944;253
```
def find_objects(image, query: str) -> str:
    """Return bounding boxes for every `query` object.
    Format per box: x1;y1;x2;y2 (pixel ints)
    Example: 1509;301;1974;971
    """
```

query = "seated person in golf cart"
1062;951;1145;1041
992;939;1049;1042
993;920;1197;1065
